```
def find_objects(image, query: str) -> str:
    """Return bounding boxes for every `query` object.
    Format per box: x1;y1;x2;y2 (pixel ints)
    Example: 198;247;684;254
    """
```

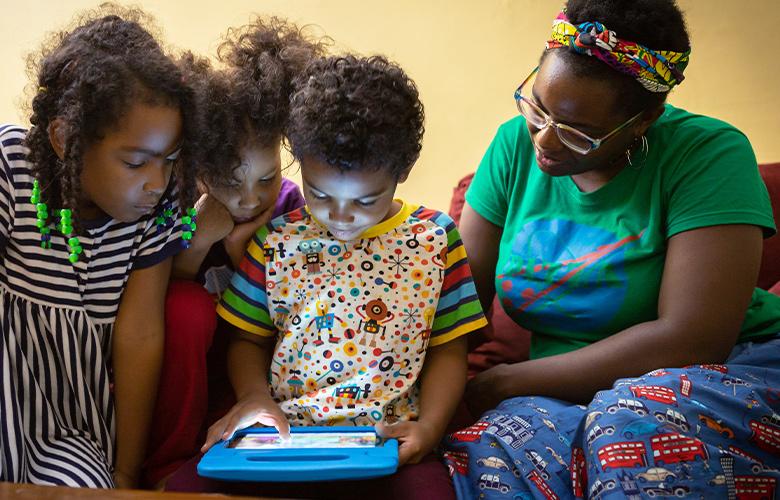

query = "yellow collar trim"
307;199;417;240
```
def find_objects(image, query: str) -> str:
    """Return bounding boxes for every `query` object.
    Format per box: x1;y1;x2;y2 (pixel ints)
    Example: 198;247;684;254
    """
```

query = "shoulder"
0;125;33;183
410;206;457;230
651;105;750;150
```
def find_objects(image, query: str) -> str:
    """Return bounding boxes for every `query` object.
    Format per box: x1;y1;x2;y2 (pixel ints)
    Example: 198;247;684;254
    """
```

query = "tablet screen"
228;431;377;449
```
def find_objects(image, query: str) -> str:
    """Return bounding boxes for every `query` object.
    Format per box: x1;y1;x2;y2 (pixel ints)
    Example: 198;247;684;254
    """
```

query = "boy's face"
74;102;182;222
301;156;406;241
207;140;282;223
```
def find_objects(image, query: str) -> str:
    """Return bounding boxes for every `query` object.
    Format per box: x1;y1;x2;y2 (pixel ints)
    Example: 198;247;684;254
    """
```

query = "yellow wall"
1;0;779;212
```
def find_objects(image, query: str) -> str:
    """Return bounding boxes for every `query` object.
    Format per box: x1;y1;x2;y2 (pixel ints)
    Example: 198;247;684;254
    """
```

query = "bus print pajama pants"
442;336;780;499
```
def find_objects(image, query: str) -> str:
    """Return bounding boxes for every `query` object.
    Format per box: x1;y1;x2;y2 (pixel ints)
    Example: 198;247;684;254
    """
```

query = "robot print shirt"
217;200;487;426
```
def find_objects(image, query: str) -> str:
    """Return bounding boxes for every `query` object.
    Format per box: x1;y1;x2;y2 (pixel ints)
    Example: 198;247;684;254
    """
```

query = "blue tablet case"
197;426;399;482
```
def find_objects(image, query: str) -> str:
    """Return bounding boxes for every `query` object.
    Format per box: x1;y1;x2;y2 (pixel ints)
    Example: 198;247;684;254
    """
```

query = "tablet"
197;426;398;482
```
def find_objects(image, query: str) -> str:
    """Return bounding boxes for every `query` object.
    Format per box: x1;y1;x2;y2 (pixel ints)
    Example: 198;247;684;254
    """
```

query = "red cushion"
758;163;780;290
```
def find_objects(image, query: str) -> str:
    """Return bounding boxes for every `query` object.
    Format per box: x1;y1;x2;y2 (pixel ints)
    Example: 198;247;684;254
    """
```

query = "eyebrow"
119;144;182;157
530;88;603;132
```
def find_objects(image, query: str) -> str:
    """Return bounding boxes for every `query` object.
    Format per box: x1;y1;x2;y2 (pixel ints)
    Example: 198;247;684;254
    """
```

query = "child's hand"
193;193;234;247
376;420;440;466
201;393;290;452
223;206;275;267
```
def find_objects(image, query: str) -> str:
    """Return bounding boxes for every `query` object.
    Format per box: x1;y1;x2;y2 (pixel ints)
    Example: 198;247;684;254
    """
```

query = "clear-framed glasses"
514;66;643;155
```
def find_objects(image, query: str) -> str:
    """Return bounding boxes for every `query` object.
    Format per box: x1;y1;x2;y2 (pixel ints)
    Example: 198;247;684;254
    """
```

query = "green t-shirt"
466;104;780;359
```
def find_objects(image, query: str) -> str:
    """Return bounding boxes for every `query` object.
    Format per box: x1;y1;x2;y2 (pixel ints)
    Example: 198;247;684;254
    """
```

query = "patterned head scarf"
546;11;691;93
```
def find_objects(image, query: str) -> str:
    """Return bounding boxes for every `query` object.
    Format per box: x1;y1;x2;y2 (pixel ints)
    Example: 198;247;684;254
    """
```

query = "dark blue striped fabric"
0;125;183;486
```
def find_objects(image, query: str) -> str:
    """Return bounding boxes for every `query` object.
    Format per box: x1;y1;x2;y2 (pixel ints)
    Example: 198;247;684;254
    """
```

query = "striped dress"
0;125;183;487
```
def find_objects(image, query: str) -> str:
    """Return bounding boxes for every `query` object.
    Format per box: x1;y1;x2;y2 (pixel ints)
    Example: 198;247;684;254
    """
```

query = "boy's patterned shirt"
217;201;486;426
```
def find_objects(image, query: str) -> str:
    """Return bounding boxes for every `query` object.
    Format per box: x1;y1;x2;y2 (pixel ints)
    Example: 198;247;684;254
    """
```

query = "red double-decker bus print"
528;470;559;500
442;450;469;476
570;446;587;498
735;475;777;500
748;420;780;455
630;385;678;405
451;420;489;443
679;374;692;397
597;441;647;471
650;432;708;465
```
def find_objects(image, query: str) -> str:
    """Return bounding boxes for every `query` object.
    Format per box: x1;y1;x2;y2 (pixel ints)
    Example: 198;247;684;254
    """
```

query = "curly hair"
544;0;691;115
186;17;328;188
287;55;425;179
24;4;196;230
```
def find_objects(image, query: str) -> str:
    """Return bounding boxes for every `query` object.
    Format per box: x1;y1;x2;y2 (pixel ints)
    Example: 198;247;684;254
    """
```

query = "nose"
143;161;169;195
238;183;265;210
533;123;565;152
329;203;355;225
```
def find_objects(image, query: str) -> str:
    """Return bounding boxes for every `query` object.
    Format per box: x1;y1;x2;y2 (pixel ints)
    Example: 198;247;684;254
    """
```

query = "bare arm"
467;224;763;413
458;203;503;349
111;257;172;487
459;203;502;313
377;336;468;465
417;336;469;436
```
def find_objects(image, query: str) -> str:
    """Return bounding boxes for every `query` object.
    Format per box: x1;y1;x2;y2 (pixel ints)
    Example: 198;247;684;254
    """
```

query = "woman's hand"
464;363;516;418
376;420;440;466
202;392;290;452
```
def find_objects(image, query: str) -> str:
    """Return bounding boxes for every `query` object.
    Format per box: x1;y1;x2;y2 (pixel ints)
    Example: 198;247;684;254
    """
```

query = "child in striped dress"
0;7;196;489
186;55;487;497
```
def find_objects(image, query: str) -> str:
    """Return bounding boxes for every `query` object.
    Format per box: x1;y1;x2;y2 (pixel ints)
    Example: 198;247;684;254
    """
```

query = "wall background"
2;0;778;211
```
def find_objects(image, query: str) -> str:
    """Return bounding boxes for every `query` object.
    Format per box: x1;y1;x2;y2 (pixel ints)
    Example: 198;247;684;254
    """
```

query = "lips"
135;204;157;213
534;148;567;170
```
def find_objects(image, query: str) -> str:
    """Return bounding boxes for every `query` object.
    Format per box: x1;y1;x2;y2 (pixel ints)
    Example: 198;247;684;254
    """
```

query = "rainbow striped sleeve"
416;208;488;346
216;225;276;337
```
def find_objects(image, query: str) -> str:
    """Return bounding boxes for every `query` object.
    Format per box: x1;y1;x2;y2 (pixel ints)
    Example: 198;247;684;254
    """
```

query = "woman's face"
527;52;646;180
206;140;283;223
76;102;183;222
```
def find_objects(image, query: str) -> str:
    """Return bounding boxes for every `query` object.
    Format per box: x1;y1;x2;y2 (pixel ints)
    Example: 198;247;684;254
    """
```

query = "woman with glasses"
442;0;780;498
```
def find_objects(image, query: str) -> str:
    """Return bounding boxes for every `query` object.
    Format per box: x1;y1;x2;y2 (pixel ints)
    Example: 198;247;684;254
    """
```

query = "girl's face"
207;140;282;223
301;156;406;241
77;102;183;222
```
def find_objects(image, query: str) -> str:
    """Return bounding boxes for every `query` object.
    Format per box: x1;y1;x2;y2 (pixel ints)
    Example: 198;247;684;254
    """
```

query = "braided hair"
24;4;196;228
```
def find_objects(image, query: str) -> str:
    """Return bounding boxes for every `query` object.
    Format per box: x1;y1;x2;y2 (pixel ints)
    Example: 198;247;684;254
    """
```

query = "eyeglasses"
514;66;643;155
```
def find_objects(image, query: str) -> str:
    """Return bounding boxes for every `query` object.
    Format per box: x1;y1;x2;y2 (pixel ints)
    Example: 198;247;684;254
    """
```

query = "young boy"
207;55;487;467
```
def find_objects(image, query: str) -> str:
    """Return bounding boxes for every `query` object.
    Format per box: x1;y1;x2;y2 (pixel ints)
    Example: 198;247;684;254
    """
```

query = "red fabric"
165;452;455;500
758;163;780;290
143;280;218;487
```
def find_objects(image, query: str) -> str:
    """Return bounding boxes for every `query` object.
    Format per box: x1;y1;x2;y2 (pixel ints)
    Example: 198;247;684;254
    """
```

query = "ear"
47;118;67;160
396;166;414;184
635;104;665;137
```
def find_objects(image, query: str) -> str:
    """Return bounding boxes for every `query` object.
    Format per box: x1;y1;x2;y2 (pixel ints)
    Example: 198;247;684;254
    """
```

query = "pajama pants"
443;336;780;499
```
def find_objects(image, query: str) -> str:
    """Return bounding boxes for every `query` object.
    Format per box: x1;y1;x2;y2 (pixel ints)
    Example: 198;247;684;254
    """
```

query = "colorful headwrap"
545;11;691;93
